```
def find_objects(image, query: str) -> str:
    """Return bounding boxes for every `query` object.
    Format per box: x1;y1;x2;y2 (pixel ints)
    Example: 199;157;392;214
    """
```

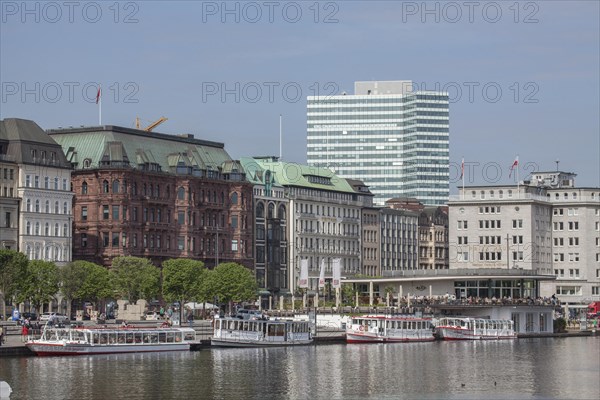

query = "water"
1;337;599;400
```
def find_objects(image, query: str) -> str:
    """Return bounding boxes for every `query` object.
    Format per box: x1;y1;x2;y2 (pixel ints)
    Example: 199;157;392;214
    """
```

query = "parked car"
22;312;37;321
39;312;69;324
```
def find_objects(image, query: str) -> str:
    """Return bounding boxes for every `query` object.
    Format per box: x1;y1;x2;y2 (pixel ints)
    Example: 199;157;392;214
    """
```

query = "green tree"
162;258;206;304
110;256;160;302
341;283;355;305
76;261;113;308
20;260;59;313
0;249;28;317
59;261;87;320
207;262;257;312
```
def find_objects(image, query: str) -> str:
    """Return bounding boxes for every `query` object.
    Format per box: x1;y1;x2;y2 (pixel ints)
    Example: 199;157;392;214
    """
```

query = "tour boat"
26;325;197;356
434;317;516;340
345;315;435;343
211;316;313;347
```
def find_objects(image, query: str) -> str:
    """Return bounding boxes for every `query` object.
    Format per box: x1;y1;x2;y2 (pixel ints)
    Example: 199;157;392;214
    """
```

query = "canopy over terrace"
342;268;557;306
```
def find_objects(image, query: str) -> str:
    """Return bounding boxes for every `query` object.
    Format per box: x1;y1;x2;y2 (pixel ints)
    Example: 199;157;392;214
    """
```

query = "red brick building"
48;125;253;269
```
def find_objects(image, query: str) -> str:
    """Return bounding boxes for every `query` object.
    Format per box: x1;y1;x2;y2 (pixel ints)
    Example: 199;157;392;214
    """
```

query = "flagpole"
516;155;520;197
98;85;102;126
461;157;465;200
279;114;282;160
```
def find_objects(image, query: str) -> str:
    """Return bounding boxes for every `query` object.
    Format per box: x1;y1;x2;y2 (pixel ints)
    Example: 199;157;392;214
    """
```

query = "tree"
207;262;257;312
162;258;206;304
0;249;28;317
76;261;113;309
20;260;59;313
110;256;160;302
59;261;87;320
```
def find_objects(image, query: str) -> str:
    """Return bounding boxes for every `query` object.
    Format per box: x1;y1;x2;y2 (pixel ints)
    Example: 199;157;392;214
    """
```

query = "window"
232;239;238;252
44;177;49;189
112;206;119;220
178;211;185;225
178;187;185;200
112;180;120;193
26;175;31;187
54;201;59;214
112;233;119;247
103;232;109;247
103;180;109;193
82;181;88;194
231;192;238;204
81;206;88;220
457;220;467;230
45;200;49;213
54;223;59;236
54;177;59;190
81;233;88;248
103;205;109;220
63;202;68;214
35;200;40;212
62;179;67;191
231;215;238;229
178;236;185;250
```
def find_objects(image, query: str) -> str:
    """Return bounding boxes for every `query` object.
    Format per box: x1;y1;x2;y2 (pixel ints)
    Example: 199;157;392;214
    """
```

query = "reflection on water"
1;338;598;400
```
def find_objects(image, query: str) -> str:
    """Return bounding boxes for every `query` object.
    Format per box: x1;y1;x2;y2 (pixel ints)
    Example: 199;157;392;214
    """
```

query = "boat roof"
352;315;431;321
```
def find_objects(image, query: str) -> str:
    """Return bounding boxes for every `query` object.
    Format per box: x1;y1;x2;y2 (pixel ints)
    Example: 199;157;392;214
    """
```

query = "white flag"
299;259;308;288
318;259;325;288
332;258;341;289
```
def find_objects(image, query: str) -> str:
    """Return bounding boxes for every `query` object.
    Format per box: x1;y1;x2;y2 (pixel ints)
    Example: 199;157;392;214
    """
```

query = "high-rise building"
307;80;449;206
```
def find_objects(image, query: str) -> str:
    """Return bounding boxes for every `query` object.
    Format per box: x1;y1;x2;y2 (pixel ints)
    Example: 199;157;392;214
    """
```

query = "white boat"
26;325;197;356
346;315;435;343
434;317;516;340
211;317;313;347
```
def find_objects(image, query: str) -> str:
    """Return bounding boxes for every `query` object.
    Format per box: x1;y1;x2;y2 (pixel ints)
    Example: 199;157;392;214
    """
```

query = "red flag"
96;86;101;104
509;156;519;178
460;158;464;180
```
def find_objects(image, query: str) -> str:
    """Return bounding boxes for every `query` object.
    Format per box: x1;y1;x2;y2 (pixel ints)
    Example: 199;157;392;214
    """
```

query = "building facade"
448;171;600;304
380;208;419;271
240;157;289;302
307;80;449;206
0;157;19;250
361;207;380;276
418;207;449;270
0;118;73;264
249;157;373;292
48;125;253;269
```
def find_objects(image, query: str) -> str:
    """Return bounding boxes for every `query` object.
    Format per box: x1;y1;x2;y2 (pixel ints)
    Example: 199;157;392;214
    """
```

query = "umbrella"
184;302;219;310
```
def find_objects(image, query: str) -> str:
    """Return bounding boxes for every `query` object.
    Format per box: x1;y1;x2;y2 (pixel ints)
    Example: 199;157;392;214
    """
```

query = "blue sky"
1;1;599;189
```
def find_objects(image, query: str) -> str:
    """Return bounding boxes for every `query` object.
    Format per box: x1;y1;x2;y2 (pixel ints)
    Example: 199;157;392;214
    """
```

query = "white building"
0;119;73;265
307;80;449;206
380;208;419;271
448;171;600;304
249;157;373;292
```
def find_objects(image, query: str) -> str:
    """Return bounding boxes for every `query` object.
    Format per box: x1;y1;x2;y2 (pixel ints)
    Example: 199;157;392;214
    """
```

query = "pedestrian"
0;325;4;346
187;312;194;328
21;324;29;343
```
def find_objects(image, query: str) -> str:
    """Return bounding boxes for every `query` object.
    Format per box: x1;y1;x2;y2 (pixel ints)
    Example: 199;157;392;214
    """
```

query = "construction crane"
135;116;168;132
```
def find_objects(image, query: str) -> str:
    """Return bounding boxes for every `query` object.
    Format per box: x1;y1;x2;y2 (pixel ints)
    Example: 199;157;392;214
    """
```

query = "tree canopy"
110;256;160;302
20;260;59;311
162;258;206;303
206;262;257;306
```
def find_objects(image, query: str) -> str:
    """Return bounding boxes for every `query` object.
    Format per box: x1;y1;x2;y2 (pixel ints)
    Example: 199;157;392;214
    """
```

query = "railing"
450;193;599;203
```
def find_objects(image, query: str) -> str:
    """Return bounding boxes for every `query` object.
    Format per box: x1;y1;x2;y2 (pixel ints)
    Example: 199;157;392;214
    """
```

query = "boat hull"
210;338;313;348
436;327;516;340
346;331;435;343
26;342;190;356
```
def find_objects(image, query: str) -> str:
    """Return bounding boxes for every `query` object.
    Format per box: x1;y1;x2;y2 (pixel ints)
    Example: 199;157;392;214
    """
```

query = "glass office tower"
307;80;449;206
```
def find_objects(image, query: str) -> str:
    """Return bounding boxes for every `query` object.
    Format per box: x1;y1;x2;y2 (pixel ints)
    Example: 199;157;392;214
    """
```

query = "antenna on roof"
555;159;559;171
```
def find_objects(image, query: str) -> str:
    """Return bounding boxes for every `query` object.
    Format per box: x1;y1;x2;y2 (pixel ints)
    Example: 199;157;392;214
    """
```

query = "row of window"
553;253;580;262
26;199;70;214
2;168;15;180
25;221;69;237
554;269;580;278
553;221;580;231
25;175;68;191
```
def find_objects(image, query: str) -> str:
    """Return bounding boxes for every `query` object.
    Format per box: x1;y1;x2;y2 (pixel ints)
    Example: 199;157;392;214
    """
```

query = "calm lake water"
1;337;599;400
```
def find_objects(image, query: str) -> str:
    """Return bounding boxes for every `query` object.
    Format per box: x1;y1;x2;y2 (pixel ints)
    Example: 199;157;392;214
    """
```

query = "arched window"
63;223;68;237
26;245;32;259
54;223;59;236
35;222;40;235
35;200;40;212
26;222;31;235
63;202;68;214
268;203;275;219
82;181;88;194
231;192;238;205
573;192;577;199
178;187;185;200
45;200;49;213
45;223;49;236
103;180;109;193
26;199;31;212
278;205;286;220
54;201;59;214
83;158;91;168
112;180;120;194
256;202;265;218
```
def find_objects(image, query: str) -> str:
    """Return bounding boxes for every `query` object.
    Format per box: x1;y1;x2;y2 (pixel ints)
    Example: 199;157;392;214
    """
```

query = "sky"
1;0;599;190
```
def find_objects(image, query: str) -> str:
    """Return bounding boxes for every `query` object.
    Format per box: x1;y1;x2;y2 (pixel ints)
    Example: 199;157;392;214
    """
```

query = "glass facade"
307;86;449;206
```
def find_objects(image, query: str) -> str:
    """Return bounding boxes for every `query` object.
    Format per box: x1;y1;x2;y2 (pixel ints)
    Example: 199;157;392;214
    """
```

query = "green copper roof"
47;126;231;172
242;156;356;193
